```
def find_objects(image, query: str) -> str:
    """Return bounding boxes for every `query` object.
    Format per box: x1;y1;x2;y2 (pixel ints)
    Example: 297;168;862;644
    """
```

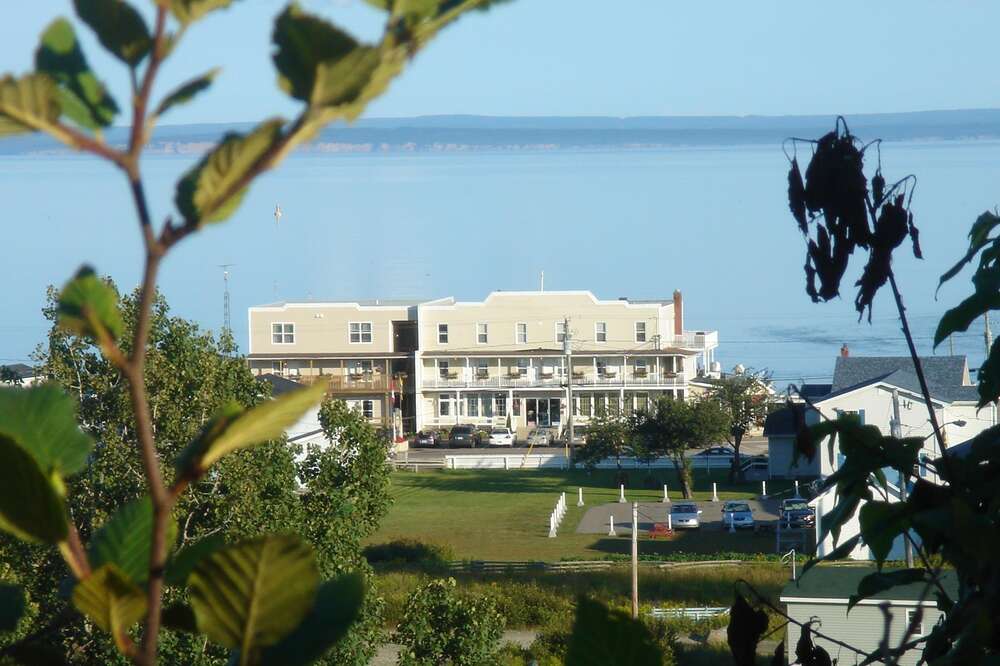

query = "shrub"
364;539;454;572
394;578;506;665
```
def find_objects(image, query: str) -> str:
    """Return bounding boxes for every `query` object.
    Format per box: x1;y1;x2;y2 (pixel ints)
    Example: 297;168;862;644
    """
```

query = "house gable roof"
826;356;976;404
781;566;958;603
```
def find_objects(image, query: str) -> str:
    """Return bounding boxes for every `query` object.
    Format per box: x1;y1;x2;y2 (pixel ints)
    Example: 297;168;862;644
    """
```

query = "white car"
488;427;514;446
670;503;702;529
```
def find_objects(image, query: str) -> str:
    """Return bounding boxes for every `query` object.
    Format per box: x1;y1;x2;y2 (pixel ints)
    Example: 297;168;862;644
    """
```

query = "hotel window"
516;358;528;376
476;359;489;378
595;322;607;343
438;323;449;344
579;394;592;417
271;323;294;344
494;393;507;417
439;393;455;417
635;359;648;377
361;400;374;419
556;321;567;343
516;322;527;344
439;361;450;379
597;359;607;376
349;360;373;376
482;395;493;417
477;323;488;344
467;395;479;417
595;394;607;416
634;321;647;343
635;393;649;413
349;322;373;344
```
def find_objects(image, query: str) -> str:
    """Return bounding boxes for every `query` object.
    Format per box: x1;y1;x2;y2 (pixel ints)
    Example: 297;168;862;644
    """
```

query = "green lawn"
368;468;792;561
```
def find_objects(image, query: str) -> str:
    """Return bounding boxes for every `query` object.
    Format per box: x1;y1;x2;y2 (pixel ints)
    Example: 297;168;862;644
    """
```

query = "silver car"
722;501;754;529
526;428;552;447
670;503;702;529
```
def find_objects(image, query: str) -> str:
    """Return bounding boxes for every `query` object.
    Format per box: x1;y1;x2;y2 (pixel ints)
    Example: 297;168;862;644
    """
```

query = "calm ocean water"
4;140;1000;387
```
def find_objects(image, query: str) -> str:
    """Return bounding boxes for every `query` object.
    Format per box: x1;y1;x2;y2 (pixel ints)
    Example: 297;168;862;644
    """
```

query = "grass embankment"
369;468;792;561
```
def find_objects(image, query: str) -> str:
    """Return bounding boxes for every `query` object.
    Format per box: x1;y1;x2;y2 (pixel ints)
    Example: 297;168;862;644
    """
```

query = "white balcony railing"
668;331;719;349
421;372;686;390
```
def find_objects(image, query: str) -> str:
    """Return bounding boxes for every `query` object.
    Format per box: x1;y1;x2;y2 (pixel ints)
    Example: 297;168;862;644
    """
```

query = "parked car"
694;445;738;458
670;503;702;529
448;425;478;448
779;498;816;528
722;501;755;529
414;430;439;447
488;427;514;447
526;428;553;447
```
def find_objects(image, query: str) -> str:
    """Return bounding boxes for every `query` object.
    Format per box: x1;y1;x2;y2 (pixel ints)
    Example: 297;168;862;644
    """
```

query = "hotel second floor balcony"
293;372;399;393
421;369;686;390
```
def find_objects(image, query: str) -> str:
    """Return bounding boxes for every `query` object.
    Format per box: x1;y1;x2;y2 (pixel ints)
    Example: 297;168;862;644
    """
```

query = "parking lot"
576;498;784;535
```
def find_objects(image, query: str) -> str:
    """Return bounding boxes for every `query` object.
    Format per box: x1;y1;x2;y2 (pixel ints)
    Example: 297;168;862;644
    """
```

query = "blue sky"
3;2;1000;122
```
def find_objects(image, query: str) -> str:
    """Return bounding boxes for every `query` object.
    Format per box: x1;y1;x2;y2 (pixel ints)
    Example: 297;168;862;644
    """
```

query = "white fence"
443;454;739;470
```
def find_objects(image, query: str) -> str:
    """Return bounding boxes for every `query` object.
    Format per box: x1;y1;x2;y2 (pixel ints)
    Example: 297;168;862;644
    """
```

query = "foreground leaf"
57;266;124;343
977;336;1000;407
89;497;177;585
72;0;151;67
166;534;226;586
938;211;1000;289
174;118;284;227
859;501;910;567
800;535;861;578
0;73;62;137
169;0;237;24
176;381;325;473
848;568;928;611
72;564;146;647
188;535;319;655
154;68;219;119
0;583;26;633
35;18;118;130
261;574;364;666
565;596;663;665
0;383;94;475
0;434;68;544
727;593;769;666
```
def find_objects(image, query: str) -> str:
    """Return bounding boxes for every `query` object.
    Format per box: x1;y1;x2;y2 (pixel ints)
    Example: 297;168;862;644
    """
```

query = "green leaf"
859;501;910;567
72;0;151;67
89;497;177;585
565;596;664;665
71;564;146;638
261;574;364;666
169;0;237;24
0;383;93;476
188;535;319;655
938;211;1000;290
977;336;1000;408
57;265;124;343
847;568;928;612
0;583;26;633
166;534;225;586
154;68;219;119
935;290;1000;348
176;381;325;473
0;73;62;137
174;118;284;227
0;434;68;545
35;18;118;130
272;5;378;108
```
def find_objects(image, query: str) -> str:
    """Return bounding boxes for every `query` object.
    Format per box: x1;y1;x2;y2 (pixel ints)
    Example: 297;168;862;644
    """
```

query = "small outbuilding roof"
781;566;958;603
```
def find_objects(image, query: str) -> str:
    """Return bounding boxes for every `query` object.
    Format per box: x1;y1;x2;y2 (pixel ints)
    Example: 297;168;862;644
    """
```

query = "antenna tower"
219;264;235;338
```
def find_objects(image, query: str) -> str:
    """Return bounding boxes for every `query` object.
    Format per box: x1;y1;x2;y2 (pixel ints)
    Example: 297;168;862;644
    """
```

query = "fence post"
761;480;767;498
504;456;509;471
549;513;556;538
608;514;617;537
662;484;670;503
619;484;626;503
578;487;585;507
794;480;800;496
450;457;456;470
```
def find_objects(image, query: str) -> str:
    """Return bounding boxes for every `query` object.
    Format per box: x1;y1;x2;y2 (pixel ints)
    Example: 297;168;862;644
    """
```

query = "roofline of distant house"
779;596;938;607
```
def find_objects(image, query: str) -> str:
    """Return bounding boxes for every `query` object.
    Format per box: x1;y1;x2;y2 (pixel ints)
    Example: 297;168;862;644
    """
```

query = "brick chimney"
840;343;850;357
673;289;683;336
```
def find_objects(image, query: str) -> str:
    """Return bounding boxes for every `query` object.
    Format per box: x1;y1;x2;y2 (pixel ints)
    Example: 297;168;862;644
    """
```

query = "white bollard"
619;484;626;503
761;480;767;498
578;487;585;507
662;484;670;503
608;514;617;537
667;512;672;531
504;456;509;471
712;482;719;503
794;480;800;496
549;514;556;538
729;511;736;533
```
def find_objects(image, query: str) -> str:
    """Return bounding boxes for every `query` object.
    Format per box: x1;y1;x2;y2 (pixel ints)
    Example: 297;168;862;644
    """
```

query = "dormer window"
635;322;647;343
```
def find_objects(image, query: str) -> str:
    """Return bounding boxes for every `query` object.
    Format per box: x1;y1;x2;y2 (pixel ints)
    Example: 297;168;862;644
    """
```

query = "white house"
766;352;995;560
781;566;957;666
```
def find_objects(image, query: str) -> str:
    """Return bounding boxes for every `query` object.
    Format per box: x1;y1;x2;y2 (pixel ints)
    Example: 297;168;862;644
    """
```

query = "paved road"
576;499;783;535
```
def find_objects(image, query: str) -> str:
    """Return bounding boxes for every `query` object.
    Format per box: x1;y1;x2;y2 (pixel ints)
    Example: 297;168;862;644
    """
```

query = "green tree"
637;397;730;499
0;2;510;664
708;369;772;482
394;578;506;666
578;408;637;476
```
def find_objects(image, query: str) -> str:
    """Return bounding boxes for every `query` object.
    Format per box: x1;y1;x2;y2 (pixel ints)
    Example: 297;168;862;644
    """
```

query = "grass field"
367;468;793;561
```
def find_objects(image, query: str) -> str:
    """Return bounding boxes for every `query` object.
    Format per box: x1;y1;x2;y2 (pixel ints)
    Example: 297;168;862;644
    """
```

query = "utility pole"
631;501;639;619
218;264;234;348
891;389;914;567
564;316;574;462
